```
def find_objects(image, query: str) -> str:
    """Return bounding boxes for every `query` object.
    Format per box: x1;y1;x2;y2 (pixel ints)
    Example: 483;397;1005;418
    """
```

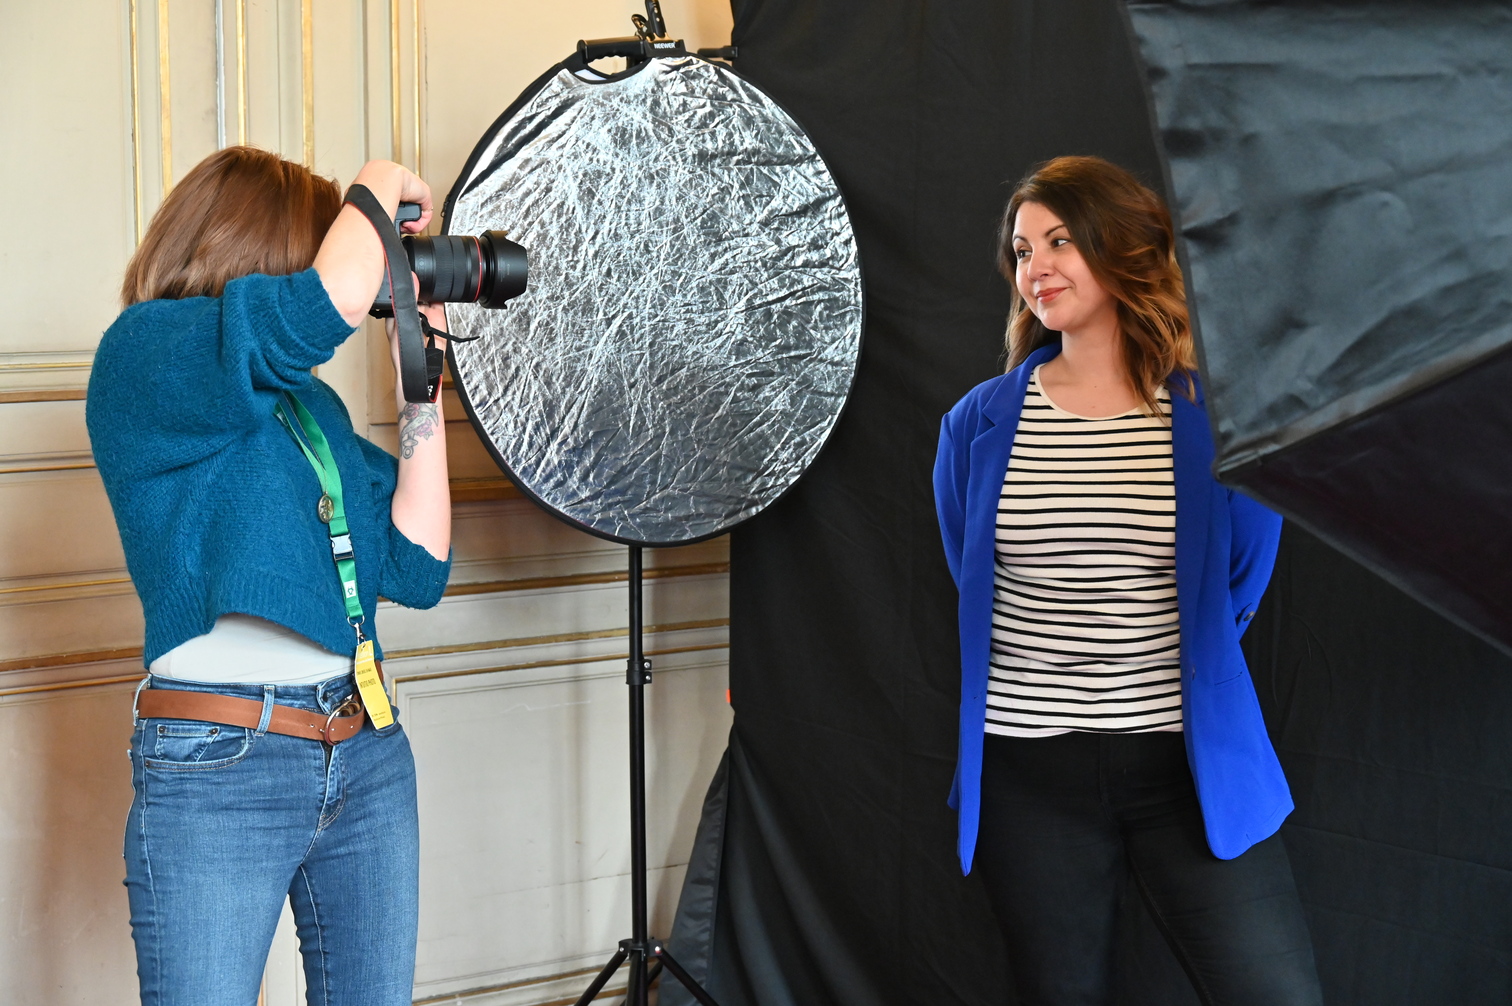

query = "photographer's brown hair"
121;146;342;306
998;156;1195;415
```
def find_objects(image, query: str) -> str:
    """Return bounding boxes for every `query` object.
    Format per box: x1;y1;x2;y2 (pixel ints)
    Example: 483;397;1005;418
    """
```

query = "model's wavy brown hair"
122;146;341;305
999;156;1195;415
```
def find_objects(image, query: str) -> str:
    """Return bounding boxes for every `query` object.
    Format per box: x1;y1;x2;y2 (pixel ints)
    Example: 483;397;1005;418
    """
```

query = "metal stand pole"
572;546;721;1006
627;544;651;1006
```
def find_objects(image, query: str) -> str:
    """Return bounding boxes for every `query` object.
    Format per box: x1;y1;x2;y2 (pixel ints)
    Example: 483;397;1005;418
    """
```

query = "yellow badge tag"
353;639;394;730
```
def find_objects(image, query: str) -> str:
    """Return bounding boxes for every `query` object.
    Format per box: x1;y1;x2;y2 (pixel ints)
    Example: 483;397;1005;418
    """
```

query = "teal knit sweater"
87;268;452;666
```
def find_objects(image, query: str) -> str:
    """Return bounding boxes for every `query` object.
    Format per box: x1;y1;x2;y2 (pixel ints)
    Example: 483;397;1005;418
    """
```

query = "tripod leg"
572;948;628;1006
654;946;722;1006
626;950;647;1006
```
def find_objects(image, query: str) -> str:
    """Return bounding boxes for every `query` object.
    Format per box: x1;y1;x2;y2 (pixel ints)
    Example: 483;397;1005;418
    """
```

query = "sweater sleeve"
358;437;453;609
88;269;354;477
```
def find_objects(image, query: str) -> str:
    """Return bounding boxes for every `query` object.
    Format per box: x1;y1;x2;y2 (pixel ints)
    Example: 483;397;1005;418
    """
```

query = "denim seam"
1128;865;1218;1006
135;719;163;1003
299;865;333;1006
313;746;347;836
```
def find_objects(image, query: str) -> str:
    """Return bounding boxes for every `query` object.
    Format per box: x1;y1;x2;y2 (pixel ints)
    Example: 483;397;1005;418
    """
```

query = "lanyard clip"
349;616;366;642
330;534;355;562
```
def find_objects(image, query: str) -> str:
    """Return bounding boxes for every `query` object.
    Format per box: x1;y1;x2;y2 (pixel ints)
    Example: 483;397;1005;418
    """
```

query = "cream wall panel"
308;0;382;418
0;592;145;669
448;498;727;584
376;571;729;653
0;471;126;582
0;683;138;1006
402;650;732;999
166;0;223;185
0;0;134;357
242;0;298;157
0;400;92;469
309;0;368;180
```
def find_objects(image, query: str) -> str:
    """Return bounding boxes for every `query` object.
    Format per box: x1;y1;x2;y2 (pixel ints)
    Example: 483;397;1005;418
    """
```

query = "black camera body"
369;202;528;318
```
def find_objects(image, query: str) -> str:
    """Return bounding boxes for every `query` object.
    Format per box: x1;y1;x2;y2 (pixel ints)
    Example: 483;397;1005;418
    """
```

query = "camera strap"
343;183;439;404
273;390;395;729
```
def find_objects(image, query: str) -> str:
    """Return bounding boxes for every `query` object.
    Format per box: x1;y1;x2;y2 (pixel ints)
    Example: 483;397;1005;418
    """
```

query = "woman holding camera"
88;146;451;1004
934;157;1323;1004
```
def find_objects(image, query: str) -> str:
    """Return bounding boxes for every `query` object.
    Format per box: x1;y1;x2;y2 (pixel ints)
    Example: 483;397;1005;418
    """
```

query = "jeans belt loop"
131;676;152;726
256;685;276;736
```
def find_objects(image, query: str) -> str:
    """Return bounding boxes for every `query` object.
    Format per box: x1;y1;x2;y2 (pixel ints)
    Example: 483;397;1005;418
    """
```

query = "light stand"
571;548;720;1006
565;7;725;1003
444;0;857;996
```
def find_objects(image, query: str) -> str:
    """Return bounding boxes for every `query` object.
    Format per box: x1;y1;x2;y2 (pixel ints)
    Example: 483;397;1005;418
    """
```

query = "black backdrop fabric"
661;1;1512;1003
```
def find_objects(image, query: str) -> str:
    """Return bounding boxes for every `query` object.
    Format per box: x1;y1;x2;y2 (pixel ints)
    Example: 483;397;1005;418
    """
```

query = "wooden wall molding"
0;616;731;693
387;617;729;661
0;351;94;395
443;562;730;598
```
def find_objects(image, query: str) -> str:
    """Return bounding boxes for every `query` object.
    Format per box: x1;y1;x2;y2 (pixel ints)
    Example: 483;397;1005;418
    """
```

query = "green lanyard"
274;392;365;637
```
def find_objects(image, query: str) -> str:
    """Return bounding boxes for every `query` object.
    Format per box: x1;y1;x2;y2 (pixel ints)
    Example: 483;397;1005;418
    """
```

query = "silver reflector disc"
446;55;864;545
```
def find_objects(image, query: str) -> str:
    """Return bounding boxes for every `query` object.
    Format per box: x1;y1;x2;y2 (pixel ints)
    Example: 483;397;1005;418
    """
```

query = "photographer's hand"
387;295;451;560
314;160;435;327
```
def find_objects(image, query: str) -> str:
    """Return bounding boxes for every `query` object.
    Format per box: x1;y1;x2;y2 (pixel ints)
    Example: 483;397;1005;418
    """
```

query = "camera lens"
403;232;528;308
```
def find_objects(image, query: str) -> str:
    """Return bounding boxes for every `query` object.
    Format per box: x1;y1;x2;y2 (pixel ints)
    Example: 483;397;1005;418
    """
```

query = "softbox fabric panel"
1125;1;1512;652
445;55;862;545
664;1;1512;1004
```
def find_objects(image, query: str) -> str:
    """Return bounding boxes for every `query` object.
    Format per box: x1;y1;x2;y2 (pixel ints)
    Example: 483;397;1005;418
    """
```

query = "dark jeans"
976;731;1323;1006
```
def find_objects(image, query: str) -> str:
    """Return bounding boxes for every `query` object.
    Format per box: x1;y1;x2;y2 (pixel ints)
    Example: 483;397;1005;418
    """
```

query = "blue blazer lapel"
963;345;1062;561
1170;374;1213;666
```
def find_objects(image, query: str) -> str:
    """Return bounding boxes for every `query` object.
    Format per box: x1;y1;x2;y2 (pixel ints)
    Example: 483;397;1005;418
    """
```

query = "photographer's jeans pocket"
124;676;419;1006
140;719;256;770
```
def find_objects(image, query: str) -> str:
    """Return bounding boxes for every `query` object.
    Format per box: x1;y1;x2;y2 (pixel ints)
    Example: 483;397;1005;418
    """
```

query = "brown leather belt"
136;688;367;745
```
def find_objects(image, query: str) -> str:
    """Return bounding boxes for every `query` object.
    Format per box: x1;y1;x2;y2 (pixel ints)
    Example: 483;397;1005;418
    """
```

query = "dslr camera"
371;202;528;316
365;201;528;402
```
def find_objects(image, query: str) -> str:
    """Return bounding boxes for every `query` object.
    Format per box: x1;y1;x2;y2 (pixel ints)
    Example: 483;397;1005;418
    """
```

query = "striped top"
986;366;1181;738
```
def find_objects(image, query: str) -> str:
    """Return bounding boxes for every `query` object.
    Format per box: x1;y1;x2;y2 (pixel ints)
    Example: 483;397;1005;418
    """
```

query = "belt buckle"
322;697;362;744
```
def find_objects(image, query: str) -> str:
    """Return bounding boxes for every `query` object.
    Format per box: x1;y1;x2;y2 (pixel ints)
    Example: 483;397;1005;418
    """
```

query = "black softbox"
1126;1;1512;654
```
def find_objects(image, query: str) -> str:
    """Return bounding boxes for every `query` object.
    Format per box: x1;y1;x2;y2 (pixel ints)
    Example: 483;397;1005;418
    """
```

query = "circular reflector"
445;54;863;545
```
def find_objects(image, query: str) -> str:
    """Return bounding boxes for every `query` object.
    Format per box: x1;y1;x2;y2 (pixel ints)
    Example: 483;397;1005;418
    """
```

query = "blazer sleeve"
933;405;971;588
358;437;453;610
1227;487;1283;634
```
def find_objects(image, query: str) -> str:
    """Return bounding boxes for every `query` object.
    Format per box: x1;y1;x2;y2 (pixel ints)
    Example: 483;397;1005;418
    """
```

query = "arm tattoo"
398;402;439;460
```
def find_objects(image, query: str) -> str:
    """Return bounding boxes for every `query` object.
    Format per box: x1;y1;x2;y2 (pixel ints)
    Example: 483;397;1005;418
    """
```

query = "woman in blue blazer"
934;157;1322;1004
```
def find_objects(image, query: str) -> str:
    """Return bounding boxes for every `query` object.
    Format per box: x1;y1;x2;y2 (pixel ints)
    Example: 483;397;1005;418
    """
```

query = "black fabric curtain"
663;1;1512;1003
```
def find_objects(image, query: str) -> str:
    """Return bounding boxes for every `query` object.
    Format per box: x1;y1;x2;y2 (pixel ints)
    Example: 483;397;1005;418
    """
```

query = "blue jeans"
124;675;420;1005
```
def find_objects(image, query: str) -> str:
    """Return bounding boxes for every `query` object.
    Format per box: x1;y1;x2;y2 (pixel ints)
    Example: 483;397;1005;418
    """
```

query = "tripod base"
573;936;720;1006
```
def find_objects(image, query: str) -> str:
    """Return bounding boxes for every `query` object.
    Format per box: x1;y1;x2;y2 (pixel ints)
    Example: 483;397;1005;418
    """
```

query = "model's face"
1012;201;1116;335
